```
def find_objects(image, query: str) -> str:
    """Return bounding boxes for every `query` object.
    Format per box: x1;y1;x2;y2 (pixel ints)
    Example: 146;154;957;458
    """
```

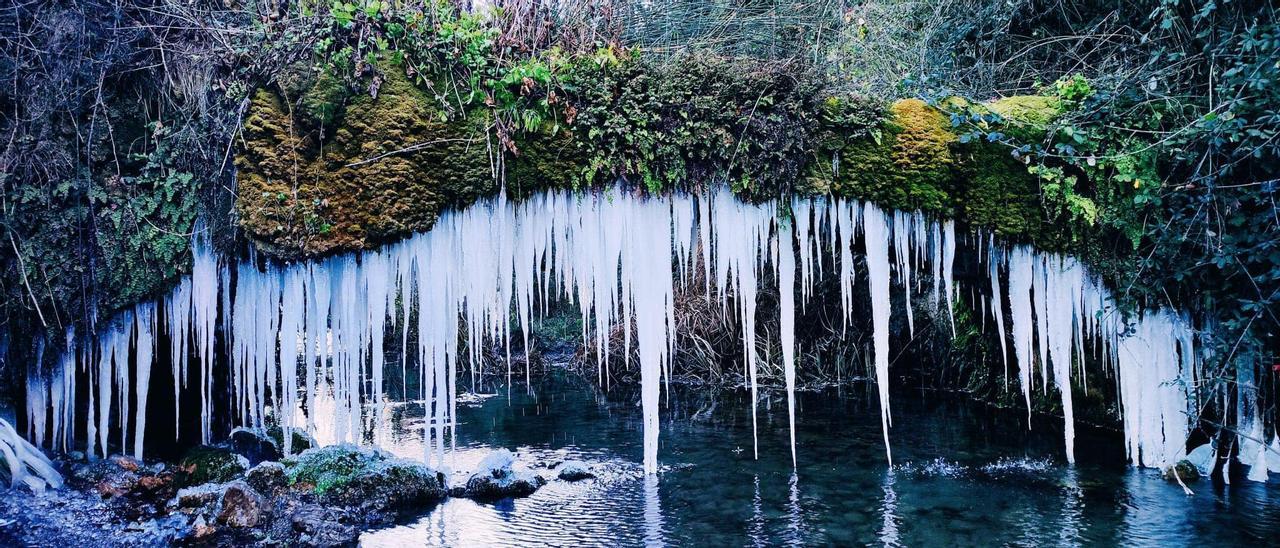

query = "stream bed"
353;370;1279;546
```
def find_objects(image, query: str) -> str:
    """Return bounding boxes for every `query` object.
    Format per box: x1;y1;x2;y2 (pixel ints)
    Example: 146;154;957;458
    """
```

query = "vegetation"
2;0;1277;435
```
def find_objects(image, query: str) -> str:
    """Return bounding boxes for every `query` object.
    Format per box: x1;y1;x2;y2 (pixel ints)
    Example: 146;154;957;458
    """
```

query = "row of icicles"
23;186;1251;486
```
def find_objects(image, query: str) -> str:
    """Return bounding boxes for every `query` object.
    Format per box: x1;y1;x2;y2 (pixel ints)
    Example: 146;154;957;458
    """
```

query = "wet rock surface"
463;449;547;500
0;440;598;546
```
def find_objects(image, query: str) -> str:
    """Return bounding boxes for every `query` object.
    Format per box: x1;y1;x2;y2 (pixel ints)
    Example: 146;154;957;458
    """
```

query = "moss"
958;95;1071;246
958;140;1044;239
812;98;955;214
236;67;494;259
178;446;249;486
238;60;1081;260
504;124;585;196
283;444;443;512
284;444;381;494
987;95;1063;128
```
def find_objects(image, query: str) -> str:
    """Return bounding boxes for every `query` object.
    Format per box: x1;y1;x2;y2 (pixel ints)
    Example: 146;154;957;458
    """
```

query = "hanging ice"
23;186;1206;476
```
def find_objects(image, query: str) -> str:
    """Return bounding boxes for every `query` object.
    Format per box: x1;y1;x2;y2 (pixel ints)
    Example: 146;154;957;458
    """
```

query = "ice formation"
23;186;1210;474
0;417;63;493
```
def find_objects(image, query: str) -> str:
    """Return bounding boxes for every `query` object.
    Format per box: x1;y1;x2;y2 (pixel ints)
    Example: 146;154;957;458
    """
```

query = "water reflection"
878;470;900;547
353;371;1279;546
644;475;664;547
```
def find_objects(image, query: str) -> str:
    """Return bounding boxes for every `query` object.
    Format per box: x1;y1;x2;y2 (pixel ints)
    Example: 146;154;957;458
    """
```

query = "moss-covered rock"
808;98;956;214
283;444;444;514
177;446;249;487
236;67;495;259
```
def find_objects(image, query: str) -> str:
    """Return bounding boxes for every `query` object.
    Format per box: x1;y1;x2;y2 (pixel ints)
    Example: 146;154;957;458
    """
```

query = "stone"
215;481;265;528
1162;460;1201;483
555;460;595;481
177;446;249;486
245;461;288;495
291;503;359;546
170;482;225;512
463;449;546;500
228;428;283;465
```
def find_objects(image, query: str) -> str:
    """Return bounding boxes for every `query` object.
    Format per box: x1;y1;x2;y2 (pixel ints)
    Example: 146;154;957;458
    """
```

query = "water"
357;369;1279;546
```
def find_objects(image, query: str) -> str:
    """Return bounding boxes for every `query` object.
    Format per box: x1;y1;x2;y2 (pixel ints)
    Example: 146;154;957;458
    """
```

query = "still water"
354;370;1278;546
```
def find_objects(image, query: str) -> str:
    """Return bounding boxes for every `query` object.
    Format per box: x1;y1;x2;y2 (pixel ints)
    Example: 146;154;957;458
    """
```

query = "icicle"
779;221;798;466
133;302;155;460
863;202;893;464
1006;246;1035;423
942;221;956;335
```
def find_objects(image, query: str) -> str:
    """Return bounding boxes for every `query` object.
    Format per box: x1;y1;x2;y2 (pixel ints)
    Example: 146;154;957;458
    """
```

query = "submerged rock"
464;449;546;499
555;460;595;481
215;481;266;528
1163;460;1201;483
178;446;249;486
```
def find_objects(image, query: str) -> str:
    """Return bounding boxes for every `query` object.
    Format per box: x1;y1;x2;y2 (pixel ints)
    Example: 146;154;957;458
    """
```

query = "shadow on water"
353;367;1280;546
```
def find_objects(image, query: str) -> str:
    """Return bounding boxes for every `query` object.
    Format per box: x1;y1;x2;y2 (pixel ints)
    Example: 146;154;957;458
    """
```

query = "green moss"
283;443;441;506
812;99;955;213
987;95;1063;127
178;446;249;486
235;67;495;258
284;445;367;493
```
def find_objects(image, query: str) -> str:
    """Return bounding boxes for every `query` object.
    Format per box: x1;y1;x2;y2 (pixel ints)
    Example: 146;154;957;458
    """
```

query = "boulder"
169;482;226;512
284;444;445;516
177;446;249;486
291;503;359;546
1162;460;1201;483
266;425;318;455
245;461;288;495
464;449;546;500
215;481;266;528
228;428;283;465
554;460;595;481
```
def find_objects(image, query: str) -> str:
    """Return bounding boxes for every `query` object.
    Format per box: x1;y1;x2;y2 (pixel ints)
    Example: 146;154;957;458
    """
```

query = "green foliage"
1052;74;1094;105
565;52;820;196
94;123;200;310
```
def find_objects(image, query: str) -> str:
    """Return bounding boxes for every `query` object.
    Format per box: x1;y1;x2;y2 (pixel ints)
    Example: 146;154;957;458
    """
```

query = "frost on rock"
25;186;1208;474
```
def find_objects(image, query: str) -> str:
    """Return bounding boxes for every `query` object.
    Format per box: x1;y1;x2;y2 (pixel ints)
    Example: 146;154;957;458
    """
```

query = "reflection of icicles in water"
786;472;804;543
1057;467;1084;545
644;474;665;547
878;471;901;547
749;475;766;546
26;186;1204;475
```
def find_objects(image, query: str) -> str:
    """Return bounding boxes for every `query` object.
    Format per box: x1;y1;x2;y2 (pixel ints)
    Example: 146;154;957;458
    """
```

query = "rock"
265;425;318;455
215;481;266;528
71;455;174;505
291;504;359;546
464;449;546;500
554;460;595;481
110;455;141;472
325;459;446;518
245;461;287;495
177;446;249;486
192;515;217;539
1163;459;1201;483
228;428;283;465
170;482;225;512
284;445;444;518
